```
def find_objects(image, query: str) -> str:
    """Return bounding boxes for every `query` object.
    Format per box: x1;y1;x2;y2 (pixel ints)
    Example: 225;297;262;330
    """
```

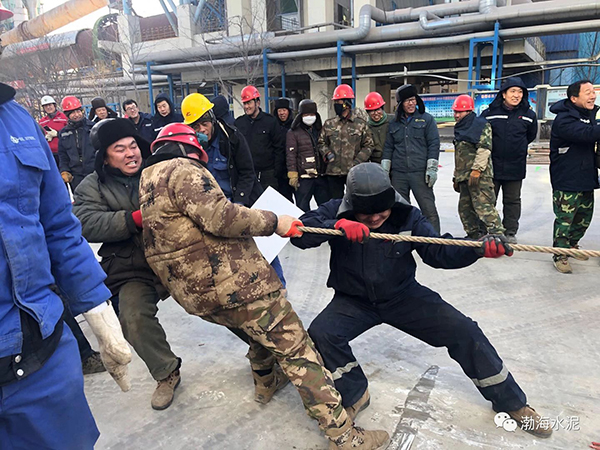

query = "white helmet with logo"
41;95;56;106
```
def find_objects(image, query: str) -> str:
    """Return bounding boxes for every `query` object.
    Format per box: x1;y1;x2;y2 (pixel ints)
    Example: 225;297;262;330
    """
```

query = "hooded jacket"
481;77;537;180
549;99;600;192
57;117;96;177
291;163;479;303
212;95;234;125
151;93;184;139
139;147;282;317
286;111;324;178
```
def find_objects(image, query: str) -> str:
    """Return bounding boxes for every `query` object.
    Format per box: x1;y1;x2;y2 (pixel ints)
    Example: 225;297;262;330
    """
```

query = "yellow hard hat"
181;93;215;125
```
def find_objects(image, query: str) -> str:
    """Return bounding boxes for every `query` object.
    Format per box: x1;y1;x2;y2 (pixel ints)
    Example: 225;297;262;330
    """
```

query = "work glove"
452;178;460;193
83;302;132;391
425;158;438;188
276;215;303;238
380;159;391;174
334;219;370;243
131;210;143;228
468;169;481;187
475;234;514;258
45;128;58;141
324;152;335;163
61;171;73;183
288;171;299;190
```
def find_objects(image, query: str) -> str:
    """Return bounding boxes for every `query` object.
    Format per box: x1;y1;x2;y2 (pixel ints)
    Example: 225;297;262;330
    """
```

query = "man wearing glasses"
381;85;441;233
123;99;154;143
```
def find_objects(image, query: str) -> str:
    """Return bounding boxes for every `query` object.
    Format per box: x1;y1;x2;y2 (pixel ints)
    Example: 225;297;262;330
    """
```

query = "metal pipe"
149;55;263;73
0;0;108;46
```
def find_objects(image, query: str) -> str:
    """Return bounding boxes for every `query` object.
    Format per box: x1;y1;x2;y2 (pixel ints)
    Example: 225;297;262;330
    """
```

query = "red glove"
477;235;513;258
131;210;143;228
281;220;303;238
334;219;370;243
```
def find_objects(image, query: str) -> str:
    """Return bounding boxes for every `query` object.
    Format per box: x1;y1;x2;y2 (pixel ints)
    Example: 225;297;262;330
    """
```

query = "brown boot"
507;405;553;439
253;364;290;404
553;256;572;273
327;419;390;450
151;369;181;410
345;389;371;421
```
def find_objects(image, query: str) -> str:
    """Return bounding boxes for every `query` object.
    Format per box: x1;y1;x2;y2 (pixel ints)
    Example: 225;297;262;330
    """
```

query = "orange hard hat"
452;94;475;112
364;92;385;111
151;123;208;163
61;96;82;113
241;85;260;102
332;84;355;100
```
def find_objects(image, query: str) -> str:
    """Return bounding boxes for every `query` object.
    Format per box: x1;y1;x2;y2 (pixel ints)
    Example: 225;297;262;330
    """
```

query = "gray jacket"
382;110;440;173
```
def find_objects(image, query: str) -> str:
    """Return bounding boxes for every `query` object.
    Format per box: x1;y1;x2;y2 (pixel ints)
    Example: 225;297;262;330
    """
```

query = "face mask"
302;116;316;126
196;132;208;145
334;103;345;117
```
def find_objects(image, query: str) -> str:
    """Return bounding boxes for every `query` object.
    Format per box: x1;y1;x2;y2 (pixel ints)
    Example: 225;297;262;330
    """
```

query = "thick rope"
297;226;600;259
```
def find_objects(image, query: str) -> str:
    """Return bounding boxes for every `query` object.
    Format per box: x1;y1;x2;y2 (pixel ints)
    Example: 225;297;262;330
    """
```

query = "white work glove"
425;158;439;188
381;159;391;173
45;128;58;141
83;301;132;392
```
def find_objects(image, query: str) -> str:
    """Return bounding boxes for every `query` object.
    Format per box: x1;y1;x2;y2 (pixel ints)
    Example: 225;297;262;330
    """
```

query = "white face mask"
302;115;316;126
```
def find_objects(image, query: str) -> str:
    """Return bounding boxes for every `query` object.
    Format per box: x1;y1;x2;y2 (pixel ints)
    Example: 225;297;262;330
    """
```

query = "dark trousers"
390;171;440;233
277;175;295;202
326;175;347;200
493;179;523;236
61;298;94;361
256;168;279;192
295;177;331;213
308;285;527;412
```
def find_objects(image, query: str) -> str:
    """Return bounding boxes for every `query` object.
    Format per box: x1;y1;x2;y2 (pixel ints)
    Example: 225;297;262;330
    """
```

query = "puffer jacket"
481;77;537;180
286;112;324;178
139;153;282;317
57;118;96;177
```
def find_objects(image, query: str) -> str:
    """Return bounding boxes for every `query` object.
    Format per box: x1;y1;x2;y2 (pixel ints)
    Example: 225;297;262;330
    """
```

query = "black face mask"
334;103;346;117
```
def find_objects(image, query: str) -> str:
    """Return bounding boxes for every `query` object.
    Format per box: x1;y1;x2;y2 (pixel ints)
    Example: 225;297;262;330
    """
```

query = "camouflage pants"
552;190;594;251
206;291;348;433
458;178;505;238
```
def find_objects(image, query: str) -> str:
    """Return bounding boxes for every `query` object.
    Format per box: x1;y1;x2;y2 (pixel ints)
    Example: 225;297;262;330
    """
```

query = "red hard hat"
452;94;475;112
61;96;82;112
332;84;355;100
0;1;13;21
241;85;260;102
364;92;385;111
151;123;208;163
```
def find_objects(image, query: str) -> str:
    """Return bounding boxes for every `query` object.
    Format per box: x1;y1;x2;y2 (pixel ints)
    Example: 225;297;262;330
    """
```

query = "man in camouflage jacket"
452;98;504;239
139;129;389;449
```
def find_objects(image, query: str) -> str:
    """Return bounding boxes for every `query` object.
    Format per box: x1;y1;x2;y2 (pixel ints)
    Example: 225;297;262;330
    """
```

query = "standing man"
274;97;295;201
234;85;286;195
73;118;182;410
452;95;505;239
58;95;96;191
381;84;441;233
318;84;374;200
549;80;600;273
151;92;184;139
291;162;551;439
482;77;538;244
286;99;329;212
39;95;68;167
123;98;154;142
363;92;389;164
0;78;131;449
139;128;389;449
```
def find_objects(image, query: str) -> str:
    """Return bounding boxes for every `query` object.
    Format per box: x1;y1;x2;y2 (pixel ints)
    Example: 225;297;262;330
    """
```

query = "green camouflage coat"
318;111;374;176
453;122;494;182
139;157;282;317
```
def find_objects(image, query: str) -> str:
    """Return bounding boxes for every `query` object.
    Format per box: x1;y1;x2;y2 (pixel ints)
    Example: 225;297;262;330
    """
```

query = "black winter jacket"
129;112;154;143
234;109;286;176
549;99;600;192
151;93;184;139
286;113;324;178
291;199;480;303
481;77;537;180
57;118;96;177
215;120;263;206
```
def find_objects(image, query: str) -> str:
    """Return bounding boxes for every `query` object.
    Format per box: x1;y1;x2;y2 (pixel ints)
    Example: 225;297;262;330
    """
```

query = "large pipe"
0;0;108;46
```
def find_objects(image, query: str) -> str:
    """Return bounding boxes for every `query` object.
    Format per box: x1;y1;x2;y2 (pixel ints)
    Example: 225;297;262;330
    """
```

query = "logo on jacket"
10;135;36;144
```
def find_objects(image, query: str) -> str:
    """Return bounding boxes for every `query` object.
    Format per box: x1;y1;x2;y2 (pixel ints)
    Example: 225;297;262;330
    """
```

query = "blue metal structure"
336;40;357;106
467;22;504;90
262;48;271;113
168;74;175;105
147;61;155;112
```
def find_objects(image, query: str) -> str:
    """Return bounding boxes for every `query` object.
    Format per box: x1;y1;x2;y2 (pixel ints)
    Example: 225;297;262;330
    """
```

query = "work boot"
507;405;553;438
253;364;290;404
81;351;107;375
151;369;181;410
570;245;589;261
345;389;371;421
506;234;517;244
327;419;390;450
553;255;572;274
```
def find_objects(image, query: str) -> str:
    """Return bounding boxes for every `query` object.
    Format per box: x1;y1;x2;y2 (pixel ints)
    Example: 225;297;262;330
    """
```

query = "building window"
267;0;300;31
335;0;352;27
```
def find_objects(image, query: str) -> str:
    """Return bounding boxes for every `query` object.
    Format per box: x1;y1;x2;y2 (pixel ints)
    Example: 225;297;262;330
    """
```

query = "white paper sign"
252;187;304;263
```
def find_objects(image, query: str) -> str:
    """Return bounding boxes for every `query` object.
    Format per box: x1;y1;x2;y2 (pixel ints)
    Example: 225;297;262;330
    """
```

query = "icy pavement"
84;153;599;449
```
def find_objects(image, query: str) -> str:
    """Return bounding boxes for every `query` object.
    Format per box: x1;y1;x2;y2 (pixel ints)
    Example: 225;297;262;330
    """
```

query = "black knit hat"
91;118;151;182
274;97;292;111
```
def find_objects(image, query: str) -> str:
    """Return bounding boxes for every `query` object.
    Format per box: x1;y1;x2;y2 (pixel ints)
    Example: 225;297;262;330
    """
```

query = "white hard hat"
41;95;56;106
